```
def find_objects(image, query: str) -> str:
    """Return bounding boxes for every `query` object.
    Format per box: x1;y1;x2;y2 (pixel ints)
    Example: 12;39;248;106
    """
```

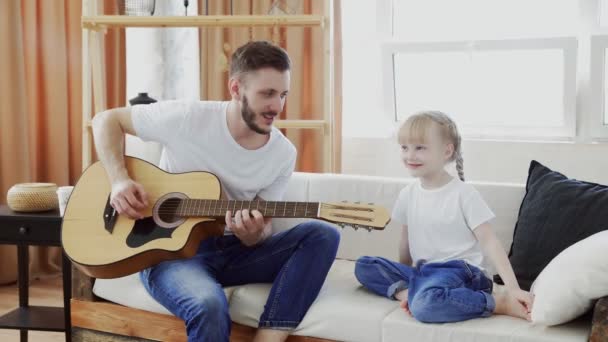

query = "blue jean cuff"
387;280;408;299
480;290;496;317
258;320;299;330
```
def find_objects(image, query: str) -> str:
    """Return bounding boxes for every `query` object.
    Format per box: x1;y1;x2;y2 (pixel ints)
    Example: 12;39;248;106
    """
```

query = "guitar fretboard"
172;199;320;219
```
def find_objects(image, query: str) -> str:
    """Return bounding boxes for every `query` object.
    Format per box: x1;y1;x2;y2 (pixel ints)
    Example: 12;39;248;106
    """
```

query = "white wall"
343;137;608;185
340;0;608;185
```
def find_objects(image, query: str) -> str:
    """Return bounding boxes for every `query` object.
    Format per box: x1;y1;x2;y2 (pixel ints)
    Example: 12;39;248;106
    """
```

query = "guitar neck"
175;199;320;219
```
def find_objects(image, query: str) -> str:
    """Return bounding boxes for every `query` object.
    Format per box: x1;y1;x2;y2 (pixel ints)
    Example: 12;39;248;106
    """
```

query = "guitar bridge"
103;195;118;234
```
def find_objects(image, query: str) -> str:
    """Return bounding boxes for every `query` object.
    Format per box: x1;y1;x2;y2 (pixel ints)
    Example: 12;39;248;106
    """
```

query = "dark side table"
0;205;71;342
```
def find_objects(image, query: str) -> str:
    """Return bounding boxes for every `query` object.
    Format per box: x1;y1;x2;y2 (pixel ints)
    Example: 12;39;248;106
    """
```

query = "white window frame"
590;35;608;139
381;37;578;141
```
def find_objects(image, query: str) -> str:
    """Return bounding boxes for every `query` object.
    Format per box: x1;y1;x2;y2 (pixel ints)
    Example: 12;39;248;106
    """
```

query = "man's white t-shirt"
131;100;297;202
391;177;495;270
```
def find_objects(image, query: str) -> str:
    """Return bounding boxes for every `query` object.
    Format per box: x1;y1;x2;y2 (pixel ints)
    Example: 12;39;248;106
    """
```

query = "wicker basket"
6;183;59;212
116;0;155;16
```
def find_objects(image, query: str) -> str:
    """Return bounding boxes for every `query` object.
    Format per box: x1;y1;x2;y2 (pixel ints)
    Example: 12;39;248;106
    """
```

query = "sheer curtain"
0;0;125;284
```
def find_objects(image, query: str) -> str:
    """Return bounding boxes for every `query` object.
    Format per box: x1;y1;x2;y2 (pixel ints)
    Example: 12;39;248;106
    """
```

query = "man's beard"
241;95;276;135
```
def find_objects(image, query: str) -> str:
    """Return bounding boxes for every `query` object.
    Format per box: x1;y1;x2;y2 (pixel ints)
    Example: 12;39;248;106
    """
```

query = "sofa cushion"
306;173;409;263
93;260;400;342
503;161;608;290
382;299;591;342
228;259;399;342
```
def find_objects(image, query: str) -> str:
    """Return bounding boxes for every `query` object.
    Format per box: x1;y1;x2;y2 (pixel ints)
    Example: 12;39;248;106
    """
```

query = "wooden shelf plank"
82;15;324;30
274;120;326;130
85;119;326;130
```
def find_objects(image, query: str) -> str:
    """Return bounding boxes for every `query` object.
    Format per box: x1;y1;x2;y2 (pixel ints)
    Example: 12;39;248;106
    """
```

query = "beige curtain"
198;0;341;172
0;0;125;285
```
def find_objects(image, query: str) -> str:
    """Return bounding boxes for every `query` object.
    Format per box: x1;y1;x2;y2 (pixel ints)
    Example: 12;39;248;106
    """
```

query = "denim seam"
145;271;191;318
369;261;408;298
266;244;299;320
480;290;496;316
258;321;299;329
460;260;474;279
145;269;227;322
224;242;300;271
259;320;300;324
371;262;399;287
387;280;408;299
436;288;491;314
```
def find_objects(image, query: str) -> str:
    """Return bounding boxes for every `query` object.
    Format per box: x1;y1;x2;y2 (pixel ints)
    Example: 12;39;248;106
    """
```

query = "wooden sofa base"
71;299;335;342
590;297;608;342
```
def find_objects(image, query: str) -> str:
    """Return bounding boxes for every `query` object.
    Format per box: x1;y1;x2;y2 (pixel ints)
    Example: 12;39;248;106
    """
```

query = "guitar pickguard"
126;217;177;248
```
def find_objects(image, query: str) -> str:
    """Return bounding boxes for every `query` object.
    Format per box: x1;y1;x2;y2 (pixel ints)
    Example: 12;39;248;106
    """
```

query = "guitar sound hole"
157;197;183;224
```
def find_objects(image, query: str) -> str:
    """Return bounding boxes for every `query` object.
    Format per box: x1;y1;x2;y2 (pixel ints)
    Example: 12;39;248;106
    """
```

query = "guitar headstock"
318;201;390;231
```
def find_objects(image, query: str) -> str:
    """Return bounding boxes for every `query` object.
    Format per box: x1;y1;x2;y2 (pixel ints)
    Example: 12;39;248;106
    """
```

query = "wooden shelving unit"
81;0;336;172
85;119;326;130
76;5;339;340
82;14;324;29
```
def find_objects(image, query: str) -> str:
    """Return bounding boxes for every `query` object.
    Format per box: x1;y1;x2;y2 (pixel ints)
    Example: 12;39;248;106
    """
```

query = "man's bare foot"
493;291;531;320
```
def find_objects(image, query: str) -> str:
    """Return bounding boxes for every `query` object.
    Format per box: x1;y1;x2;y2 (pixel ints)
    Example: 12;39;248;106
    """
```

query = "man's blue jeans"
140;221;340;342
354;256;495;323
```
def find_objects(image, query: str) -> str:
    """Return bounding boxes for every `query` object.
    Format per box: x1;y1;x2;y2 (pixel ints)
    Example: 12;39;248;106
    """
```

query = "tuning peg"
368;202;374;205
342;200;348;203
366;227;372;232
355;201;360;204
353;225;360;231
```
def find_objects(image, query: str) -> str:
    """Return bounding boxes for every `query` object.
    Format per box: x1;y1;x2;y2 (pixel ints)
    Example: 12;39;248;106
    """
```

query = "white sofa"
93;172;591;342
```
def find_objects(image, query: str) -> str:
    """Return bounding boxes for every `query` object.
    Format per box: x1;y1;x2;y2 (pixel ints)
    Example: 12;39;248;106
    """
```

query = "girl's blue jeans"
355;256;495;323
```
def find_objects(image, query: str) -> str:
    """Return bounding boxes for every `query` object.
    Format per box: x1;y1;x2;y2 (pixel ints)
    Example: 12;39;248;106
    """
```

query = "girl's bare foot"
395;289;408;301
493;291;531;320
395;289;411;316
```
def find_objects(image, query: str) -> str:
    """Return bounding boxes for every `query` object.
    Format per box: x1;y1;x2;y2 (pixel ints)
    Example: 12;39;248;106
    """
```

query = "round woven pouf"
6;183;59;212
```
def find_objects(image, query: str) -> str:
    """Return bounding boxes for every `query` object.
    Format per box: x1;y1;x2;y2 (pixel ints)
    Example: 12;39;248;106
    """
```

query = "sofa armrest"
590;296;608;342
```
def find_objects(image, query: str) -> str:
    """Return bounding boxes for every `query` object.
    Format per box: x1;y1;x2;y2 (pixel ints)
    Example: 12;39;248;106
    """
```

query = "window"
601;0;608;28
591;36;608;137
391;0;577;41
341;0;393;137
605;53;608;125
341;0;608;140
384;38;577;139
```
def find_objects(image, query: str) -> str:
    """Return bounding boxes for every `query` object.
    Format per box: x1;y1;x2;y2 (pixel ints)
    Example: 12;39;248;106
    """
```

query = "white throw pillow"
530;230;608;326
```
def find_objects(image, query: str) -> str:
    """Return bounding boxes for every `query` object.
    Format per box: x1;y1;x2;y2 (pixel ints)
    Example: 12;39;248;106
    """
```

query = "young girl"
355;111;533;323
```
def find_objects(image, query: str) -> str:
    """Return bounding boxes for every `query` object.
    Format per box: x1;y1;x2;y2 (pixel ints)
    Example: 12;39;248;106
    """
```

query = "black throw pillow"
494;160;608;290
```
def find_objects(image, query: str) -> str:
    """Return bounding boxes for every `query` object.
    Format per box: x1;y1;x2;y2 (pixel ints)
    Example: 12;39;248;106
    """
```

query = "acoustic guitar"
61;157;390;279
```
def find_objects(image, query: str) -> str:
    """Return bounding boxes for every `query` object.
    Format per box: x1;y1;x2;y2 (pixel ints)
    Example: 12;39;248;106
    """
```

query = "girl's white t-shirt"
131;100;297;202
392;177;495;270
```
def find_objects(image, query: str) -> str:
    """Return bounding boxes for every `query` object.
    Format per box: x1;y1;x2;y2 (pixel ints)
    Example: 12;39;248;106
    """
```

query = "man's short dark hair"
230;41;291;77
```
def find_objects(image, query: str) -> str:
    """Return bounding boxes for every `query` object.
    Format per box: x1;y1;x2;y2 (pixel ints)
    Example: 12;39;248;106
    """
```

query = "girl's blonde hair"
398;111;465;181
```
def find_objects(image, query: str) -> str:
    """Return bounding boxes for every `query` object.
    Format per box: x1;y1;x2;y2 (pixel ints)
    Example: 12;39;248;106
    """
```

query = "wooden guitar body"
62;157;390;279
62;157;224;278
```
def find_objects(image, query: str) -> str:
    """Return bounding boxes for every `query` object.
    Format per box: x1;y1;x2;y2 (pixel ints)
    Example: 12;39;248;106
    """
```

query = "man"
91;41;340;342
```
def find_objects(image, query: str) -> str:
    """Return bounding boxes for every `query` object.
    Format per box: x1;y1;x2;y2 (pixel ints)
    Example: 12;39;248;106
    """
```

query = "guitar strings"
155;203;370;218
